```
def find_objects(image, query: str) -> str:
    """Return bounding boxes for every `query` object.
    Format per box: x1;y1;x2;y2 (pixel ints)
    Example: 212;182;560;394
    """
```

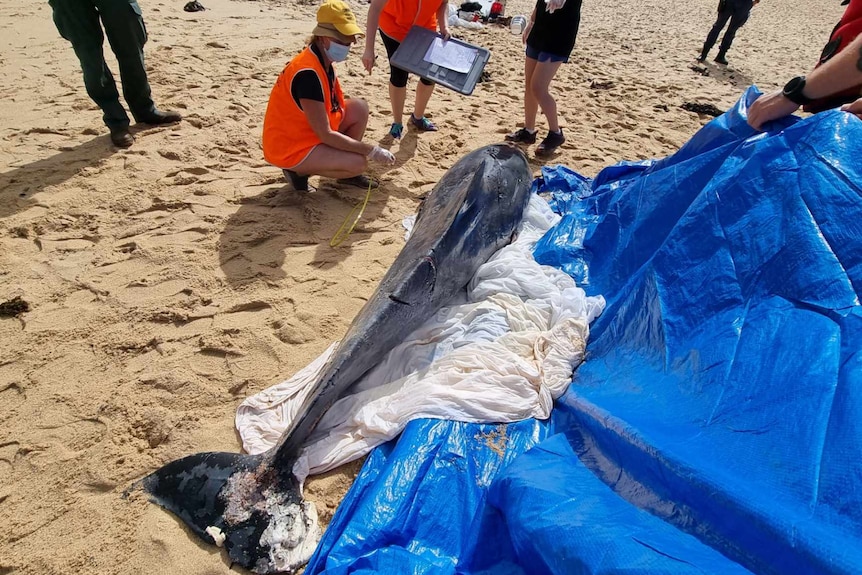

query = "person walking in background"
362;0;451;139
262;0;395;193
505;0;583;157
697;0;760;66
49;0;182;148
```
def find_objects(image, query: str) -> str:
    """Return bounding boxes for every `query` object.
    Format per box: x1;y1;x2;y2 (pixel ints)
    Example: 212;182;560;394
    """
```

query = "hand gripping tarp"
304;87;862;574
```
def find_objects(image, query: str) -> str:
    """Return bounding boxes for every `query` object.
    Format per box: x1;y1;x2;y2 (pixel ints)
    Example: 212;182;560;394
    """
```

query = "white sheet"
235;195;605;481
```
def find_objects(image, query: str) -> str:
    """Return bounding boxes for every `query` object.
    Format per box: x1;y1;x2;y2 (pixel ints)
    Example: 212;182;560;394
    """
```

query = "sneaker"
536;129;565;157
409;114;438;132
389;122;403;139
505;127;537;144
282;169;310;192
337;174;380;189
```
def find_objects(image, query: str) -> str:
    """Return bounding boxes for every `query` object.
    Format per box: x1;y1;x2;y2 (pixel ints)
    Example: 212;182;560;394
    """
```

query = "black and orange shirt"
262;43;346;169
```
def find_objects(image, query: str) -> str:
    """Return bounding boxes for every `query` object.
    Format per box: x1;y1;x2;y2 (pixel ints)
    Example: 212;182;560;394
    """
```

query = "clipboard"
390;26;491;96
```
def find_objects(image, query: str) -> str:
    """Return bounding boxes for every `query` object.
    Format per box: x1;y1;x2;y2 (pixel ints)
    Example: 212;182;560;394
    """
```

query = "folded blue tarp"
306;88;862;574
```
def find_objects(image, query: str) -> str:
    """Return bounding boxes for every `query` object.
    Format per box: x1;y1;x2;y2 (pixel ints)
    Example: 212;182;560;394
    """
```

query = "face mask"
325;41;350;62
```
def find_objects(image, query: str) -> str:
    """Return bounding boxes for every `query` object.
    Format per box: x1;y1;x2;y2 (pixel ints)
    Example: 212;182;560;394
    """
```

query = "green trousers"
49;0;156;129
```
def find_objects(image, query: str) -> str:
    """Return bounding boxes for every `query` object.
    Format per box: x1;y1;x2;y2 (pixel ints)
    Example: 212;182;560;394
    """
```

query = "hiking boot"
389;122;403;139
283;169;310;192
110;126;134;148
337;174;380;189
536;129;565;156
139;109;183;125
505;127;538;144
714;52;728;65
409;114;438;132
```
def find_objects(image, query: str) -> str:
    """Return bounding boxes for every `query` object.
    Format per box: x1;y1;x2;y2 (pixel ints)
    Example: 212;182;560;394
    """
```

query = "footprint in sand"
117;278;194;304
271;317;318;346
38;417;107;454
0;383;25;423
129;407;176;449
9;406;108;466
157;149;183;161
0;441;19;483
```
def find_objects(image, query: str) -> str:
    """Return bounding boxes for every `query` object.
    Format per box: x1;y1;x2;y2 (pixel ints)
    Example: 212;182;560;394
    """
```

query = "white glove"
368;145;396;165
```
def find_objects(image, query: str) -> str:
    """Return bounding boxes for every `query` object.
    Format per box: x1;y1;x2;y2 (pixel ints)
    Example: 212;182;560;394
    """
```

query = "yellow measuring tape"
329;175;375;247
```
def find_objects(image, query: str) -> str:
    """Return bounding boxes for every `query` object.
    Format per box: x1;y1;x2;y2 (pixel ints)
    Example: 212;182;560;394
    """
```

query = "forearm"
319;130;373;156
748;34;862;129
802;35;862;99
436;1;448;32
303;101;373;156
365;0;385;51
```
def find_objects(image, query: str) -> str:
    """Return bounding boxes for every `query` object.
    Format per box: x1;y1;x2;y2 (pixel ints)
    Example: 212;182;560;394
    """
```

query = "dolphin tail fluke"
138;451;317;574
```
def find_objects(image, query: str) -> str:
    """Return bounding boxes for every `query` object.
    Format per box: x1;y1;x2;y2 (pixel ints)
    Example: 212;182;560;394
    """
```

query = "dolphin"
137;144;533;573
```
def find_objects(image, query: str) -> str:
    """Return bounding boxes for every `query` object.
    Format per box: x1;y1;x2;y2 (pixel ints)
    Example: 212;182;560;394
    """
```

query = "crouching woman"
263;0;395;192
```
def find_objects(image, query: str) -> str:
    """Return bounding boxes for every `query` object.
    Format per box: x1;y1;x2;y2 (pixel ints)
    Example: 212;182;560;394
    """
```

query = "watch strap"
783;76;813;106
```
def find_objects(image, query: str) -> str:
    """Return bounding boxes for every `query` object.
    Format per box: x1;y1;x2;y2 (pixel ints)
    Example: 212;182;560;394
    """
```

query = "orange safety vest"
380;0;441;42
804;0;862;113
262;45;345;170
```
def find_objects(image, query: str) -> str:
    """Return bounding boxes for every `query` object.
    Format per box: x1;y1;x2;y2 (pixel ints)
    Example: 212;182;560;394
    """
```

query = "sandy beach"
0;0;843;572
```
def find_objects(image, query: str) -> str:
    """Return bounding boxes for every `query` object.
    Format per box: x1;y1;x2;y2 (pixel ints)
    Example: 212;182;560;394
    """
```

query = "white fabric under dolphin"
235;195;605;481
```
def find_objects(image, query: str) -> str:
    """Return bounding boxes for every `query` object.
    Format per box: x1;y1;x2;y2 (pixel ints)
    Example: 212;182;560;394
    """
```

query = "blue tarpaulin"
305;87;862;574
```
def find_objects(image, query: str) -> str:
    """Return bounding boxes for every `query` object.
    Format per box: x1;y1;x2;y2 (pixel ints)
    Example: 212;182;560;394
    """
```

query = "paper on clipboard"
423;37;478;74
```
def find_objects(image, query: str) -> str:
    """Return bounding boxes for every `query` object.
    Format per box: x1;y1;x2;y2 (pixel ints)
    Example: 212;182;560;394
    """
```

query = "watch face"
781;76;810;105
784;76;803;94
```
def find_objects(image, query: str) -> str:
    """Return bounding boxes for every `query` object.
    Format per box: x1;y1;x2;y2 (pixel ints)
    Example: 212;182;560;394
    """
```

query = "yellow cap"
313;0;364;44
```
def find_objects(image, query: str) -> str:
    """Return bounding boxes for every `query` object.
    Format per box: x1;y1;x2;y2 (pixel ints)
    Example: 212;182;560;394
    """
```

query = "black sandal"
283;169;310;191
337;174;380;189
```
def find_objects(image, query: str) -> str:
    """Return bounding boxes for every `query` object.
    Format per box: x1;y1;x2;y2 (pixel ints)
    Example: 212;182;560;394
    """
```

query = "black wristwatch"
782;76;813;106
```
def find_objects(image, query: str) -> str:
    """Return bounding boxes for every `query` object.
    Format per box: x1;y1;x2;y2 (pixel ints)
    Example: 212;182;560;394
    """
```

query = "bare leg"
291;146;367;179
413;81;435;119
291;98;370;178
524;56;539;131
339;98;369;140
529;60;563;132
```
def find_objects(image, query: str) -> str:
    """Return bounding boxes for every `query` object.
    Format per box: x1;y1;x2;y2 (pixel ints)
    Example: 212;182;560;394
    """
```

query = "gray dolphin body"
139;144;532;573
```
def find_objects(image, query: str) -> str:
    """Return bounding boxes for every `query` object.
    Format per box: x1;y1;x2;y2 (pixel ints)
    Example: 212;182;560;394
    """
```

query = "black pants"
49;0;156;129
702;0;752;55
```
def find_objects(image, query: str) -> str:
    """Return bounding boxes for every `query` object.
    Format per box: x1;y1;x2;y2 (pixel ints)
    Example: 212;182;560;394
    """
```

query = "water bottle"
510;15;527;35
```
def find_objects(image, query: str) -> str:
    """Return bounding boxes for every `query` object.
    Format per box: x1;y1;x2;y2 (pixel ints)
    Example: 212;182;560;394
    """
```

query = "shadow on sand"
218;174;415;288
0;133;118;219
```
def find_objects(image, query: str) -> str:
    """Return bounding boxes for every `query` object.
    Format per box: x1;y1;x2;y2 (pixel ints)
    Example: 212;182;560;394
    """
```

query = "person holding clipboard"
362;0;451;139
